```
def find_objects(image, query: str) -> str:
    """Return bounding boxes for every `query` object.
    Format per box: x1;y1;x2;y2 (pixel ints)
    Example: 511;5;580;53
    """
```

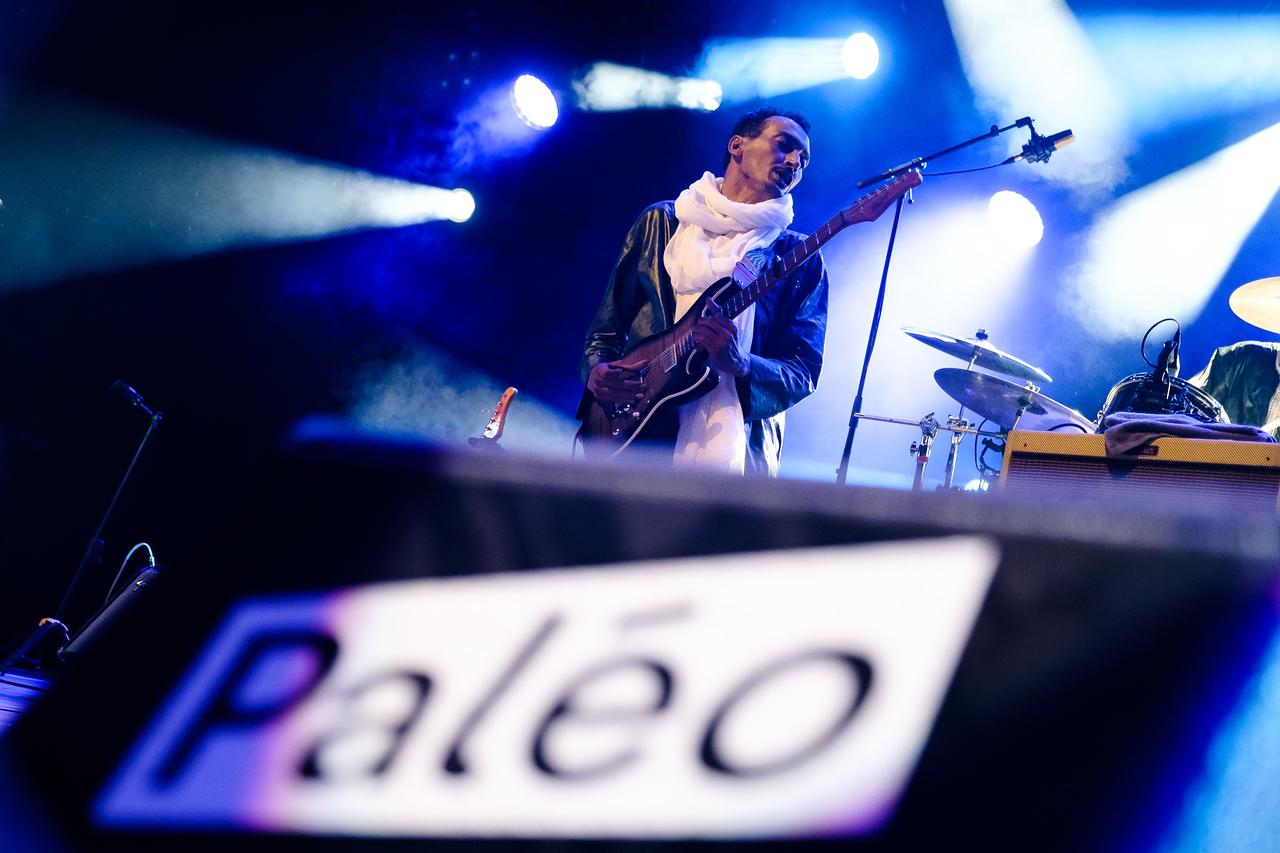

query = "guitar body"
579;280;740;458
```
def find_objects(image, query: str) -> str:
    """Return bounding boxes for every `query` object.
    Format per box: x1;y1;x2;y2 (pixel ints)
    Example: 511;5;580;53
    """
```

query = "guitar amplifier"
999;430;1280;511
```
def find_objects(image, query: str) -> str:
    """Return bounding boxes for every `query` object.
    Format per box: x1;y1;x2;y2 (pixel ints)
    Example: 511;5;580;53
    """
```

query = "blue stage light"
696;37;865;103
0;83;479;292
510;74;558;130
841;33;879;80
573;63;721;112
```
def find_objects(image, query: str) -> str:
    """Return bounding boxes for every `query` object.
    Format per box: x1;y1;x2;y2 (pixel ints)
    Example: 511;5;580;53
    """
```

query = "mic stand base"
0;618;70;675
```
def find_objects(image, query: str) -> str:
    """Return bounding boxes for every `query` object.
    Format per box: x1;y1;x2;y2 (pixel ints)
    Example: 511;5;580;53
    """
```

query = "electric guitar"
469;386;517;451
578;169;922;458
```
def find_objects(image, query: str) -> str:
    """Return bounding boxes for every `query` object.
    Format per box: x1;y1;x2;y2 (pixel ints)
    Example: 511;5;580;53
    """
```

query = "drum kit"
865;276;1280;490
855;327;1094;490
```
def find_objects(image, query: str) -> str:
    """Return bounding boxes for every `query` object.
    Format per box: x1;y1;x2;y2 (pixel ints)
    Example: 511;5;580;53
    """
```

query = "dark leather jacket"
578;201;829;475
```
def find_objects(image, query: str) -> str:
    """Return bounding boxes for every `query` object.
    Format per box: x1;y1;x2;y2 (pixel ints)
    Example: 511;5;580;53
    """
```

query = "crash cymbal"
934;368;1093;433
1229;276;1280;334
902;326;1052;383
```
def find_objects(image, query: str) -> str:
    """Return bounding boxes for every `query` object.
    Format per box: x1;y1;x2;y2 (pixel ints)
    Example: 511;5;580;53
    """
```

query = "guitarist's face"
726;116;811;203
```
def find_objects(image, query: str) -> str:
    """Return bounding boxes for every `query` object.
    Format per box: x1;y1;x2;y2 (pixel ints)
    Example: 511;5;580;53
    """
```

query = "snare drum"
1096;372;1228;428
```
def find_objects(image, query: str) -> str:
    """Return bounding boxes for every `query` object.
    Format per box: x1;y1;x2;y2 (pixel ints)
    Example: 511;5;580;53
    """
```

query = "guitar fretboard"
719;215;848;319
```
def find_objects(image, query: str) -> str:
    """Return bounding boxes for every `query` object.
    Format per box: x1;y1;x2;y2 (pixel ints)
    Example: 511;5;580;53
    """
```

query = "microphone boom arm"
855;117;1033;188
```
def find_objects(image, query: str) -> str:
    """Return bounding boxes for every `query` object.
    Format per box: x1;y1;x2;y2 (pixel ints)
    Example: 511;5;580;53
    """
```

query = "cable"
927;161;1007;177
103;542;155;606
1140;317;1180;369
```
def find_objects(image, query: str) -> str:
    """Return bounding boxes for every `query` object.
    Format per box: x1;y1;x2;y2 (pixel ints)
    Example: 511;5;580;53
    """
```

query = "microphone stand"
0;385;164;673
835;118;1035;487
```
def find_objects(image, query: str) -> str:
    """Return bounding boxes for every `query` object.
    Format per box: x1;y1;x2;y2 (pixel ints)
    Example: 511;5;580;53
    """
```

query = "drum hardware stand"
852;411;986;491
908;414;939;491
0;382;163;674
837;118;1042;486
1008;384;1039;433
977;434;1007;483
940;415;972;489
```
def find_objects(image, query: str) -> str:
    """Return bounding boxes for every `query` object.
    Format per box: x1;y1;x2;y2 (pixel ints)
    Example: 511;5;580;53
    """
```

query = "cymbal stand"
909;414;939;491
1007;384;1039;433
940;415;972;489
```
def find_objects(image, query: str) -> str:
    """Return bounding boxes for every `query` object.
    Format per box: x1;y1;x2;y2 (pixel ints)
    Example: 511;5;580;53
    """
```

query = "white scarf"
663;172;793;473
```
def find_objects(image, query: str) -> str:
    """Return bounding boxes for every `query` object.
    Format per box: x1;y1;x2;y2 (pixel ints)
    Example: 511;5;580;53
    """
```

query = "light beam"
0;82;474;293
1067;121;1280;342
572;63;722;112
695;37;868;104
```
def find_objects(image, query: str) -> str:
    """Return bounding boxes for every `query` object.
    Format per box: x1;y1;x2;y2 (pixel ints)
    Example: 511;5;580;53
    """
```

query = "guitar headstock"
842;169;923;225
481;386;518;440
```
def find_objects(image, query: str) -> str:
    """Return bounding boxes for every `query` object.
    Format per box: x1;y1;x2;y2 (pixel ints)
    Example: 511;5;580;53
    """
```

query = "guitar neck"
718;172;919;320
718;212;849;320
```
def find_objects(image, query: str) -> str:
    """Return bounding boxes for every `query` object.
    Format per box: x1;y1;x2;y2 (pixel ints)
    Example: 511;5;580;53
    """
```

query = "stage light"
841;33;879;80
1067;121;1280;342
943;0;1131;199
675;78;723;112
1081;14;1280;135
0;83;476;293
510;74;558;129
572;63;721;112
695;37;864;104
446;188;475;223
986;191;1043;248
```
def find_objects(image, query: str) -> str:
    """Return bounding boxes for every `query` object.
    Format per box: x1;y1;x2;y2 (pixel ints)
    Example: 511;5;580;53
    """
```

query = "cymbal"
902;326;1052;383
1229;276;1280;334
934;368;1093;433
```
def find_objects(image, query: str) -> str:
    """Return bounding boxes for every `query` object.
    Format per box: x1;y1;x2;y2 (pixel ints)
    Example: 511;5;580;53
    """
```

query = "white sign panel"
97;537;998;838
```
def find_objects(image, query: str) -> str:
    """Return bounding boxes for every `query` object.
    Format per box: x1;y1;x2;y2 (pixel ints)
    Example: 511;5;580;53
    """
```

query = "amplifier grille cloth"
1004;454;1280;510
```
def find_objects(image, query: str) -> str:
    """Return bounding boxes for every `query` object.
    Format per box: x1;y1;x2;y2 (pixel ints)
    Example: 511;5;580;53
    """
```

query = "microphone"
1154;328;1181;385
112;380;146;408
1003;128;1074;165
112;380;162;420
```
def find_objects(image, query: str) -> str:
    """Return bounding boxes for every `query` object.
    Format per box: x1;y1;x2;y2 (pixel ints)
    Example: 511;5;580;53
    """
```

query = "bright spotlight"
987;191;1043;248
675;78;723;112
446;188;475;223
1067;121;1280;341
841;33;879;79
573;63;721;112
510;74;558;130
